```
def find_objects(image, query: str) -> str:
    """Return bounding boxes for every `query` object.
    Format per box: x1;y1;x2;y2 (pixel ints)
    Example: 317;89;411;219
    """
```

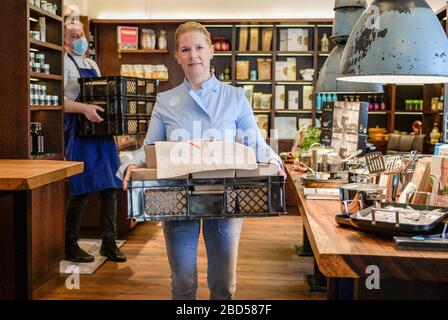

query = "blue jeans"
163;218;243;300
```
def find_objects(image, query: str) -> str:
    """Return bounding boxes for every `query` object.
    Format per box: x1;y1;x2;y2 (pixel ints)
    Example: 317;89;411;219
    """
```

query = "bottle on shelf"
439;87;445;111
316;93;322;111
373;95;379;111
430;120;441;144
37;122;44;155
367;95;373;111
355;95;360;102
321;92;327;108
380;94;386;111
321;33;330;52
332;93;338;102
158;30;167;50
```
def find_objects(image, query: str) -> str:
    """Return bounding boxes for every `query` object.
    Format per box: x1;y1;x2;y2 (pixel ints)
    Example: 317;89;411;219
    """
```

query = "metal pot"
339;182;385;211
348;169;377;184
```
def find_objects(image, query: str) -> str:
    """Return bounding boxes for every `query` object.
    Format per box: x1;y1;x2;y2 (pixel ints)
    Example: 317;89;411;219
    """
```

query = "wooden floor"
35;214;325;300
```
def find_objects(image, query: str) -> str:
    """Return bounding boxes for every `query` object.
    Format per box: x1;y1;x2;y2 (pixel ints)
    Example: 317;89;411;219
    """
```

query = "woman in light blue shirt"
119;22;284;300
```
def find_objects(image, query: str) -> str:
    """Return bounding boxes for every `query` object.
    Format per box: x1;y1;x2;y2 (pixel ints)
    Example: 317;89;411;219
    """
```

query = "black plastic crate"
79;76;158;99
80;96;155;115
128;176;286;221
77;114;151;136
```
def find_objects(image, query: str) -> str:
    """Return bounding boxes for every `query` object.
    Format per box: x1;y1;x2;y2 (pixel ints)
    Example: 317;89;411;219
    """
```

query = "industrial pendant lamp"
338;0;448;84
315;0;383;93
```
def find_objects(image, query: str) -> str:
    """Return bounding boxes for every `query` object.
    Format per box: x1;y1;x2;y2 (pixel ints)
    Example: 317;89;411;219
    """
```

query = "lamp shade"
339;0;448;84
315;46;383;93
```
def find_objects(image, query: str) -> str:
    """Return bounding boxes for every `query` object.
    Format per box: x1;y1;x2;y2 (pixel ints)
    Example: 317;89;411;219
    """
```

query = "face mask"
71;37;88;56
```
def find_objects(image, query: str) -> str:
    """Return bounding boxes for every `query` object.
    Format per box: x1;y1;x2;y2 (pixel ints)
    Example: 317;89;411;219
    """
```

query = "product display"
236;60;249;80
238;27;248;51
257;58;272;81
249;27;259;51
262;28;273;51
117;26;139;50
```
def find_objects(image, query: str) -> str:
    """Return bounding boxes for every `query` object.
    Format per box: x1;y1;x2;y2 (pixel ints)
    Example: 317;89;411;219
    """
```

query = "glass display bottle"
158;30;167;50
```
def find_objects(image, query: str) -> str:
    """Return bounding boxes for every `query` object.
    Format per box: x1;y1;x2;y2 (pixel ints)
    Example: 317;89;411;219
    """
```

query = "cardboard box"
275;61;288;81
275;85;285;109
288;90;299;110
249;28;259;51
279;29;288;51
236;163;278;177
257;58;272;80
286;58;297;81
131;168;189;180
144;144;157;168
192;169;235;193
239;27;248;51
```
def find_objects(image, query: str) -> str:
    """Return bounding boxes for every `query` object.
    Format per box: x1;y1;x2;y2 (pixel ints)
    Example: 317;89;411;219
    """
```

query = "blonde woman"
119;22;284;300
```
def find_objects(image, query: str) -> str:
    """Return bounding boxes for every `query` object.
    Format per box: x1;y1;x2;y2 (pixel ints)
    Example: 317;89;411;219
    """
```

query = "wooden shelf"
277;51;314;56
276;81;313;85
30;152;64;160
29;5;63;22
214;51;232;56
395;111;423;115
236;81;272;85
118;48;169;59
253;109;271;113
29;38;63;51
236;51;273;56
276;110;312;114
30;72;63;80
368;111;390;115
30;105;63;111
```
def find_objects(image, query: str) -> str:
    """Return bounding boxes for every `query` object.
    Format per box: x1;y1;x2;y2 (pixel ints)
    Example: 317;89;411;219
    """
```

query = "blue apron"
65;54;122;196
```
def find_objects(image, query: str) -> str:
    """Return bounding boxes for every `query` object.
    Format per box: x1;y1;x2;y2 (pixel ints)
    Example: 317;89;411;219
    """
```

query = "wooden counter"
285;163;448;298
0;160;83;300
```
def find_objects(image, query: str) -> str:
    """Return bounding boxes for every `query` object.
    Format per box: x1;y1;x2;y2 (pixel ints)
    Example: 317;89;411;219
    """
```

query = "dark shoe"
100;242;127;262
65;244;94;263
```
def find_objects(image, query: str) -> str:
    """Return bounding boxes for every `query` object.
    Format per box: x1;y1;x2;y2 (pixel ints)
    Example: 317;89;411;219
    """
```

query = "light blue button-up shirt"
117;74;280;178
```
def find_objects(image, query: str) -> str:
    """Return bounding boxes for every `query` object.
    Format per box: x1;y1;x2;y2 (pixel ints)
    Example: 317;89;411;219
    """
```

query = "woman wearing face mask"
117;22;284;300
63;20;126;263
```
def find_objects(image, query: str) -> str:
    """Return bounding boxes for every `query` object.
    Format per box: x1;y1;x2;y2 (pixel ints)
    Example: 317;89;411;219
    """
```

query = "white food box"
275;85;285;109
302;85;313;110
286;58;297;81
275;61;288;81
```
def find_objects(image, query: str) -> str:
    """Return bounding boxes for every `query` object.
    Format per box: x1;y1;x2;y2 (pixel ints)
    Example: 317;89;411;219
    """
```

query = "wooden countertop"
0;160;84;190
285;162;448;281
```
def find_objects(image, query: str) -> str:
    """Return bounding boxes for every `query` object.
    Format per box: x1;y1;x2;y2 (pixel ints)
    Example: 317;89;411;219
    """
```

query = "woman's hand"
123;165;138;191
83;103;105;123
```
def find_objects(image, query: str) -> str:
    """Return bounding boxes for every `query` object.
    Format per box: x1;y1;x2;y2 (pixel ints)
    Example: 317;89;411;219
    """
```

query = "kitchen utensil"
365;151;385;174
299;161;315;173
384;155;402;172
339;181;385;209
344;149;363;162
301;172;348;188
349;202;448;236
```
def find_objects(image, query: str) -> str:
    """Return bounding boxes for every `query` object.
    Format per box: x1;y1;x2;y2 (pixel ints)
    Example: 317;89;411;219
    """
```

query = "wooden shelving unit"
90;18;334;152
0;0;65;299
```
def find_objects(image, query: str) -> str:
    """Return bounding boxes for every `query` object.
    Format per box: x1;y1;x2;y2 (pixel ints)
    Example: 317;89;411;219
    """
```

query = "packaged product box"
262;28;273;51
236;163;278;177
144;144;157;168
275;117;297;139
302;85;313;110
252;92;263;109
260;94;272;109
239;27;248;51
249;27;259;51
236;60;249;80
275;85;285;109
117;26;139;50
275;61;288;81
288;90;299;110
257;58;272;80
287;28;309;51
279;29;288;51
243;85;254;107
286;57;297;81
256;114;269;139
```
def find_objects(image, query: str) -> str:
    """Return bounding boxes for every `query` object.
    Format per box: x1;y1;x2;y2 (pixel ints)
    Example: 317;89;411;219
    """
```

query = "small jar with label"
52;95;59;106
32;62;41;73
40;0;47;10
34;0;41;7
36;53;45;64
29;0;35;5
42;64;50;74
45;2;53;12
158;30;167;50
30;31;40;41
46;95;52;105
41;85;46;96
39;94;45;105
30;94;36;105
30;52;35;63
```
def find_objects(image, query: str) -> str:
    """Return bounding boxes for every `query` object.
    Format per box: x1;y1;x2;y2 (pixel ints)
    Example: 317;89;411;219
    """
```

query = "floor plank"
35;215;325;300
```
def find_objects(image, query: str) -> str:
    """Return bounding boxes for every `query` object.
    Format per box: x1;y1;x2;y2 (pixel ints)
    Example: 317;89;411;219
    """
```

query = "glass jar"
52;95;59;106
46;95;52;106
34;0;41;7
158;30;167;50
42;63;50;74
36;53;45;65
32;62;41;73
40;0;47;10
